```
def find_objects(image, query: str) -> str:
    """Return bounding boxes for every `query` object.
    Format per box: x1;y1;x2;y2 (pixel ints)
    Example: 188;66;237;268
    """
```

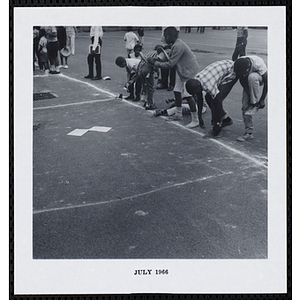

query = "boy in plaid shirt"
186;59;238;137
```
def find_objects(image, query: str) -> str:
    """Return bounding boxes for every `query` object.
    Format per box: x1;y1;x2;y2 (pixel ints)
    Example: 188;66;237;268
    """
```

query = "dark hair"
115;56;126;67
164;27;179;38
134;44;142;52
186;78;202;95
234;58;251;75
127;26;133;32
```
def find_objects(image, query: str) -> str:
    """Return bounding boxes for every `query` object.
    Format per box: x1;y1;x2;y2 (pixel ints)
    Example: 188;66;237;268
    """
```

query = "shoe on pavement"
125;95;135;100
166;114;183;121
91;76;102;80
133;97;140;102
221;117;233;127
85;75;93;79
186;121;199;129
154;109;167;117
203;130;223;139
63;65;69;69
244;105;258;116
145;104;157;110
237;133;254;142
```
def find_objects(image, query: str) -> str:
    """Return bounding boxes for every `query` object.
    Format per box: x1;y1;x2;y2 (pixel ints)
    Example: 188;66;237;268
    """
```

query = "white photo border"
13;5;287;296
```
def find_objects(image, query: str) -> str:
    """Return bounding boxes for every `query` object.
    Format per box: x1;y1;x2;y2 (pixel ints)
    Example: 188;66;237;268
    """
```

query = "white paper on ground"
67;129;89;136
88;126;112;132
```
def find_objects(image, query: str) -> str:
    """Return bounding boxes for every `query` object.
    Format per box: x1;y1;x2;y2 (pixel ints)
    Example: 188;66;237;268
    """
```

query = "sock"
175;107;183;117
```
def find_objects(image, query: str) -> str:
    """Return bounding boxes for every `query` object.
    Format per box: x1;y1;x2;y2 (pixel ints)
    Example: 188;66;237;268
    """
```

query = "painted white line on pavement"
34;73;267;169
153;117;268;169
33;98;115;110
33;171;233;215
59;73;116;97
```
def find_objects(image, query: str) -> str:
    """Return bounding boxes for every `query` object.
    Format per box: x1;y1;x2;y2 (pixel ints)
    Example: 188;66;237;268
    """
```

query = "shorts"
173;73;191;98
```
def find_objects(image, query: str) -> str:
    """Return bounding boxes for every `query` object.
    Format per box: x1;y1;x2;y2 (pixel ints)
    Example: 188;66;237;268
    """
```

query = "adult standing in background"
57;26;68;69
85;26;103;80
232;27;248;61
65;26;78;55
43;26;60;74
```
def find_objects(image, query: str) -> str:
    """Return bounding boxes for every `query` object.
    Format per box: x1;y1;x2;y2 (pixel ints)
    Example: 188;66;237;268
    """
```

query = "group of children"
115;26;268;141
33;26;77;75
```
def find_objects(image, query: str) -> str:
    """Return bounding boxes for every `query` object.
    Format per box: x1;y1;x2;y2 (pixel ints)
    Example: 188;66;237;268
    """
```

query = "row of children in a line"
33;26;77;75
116;26;268;141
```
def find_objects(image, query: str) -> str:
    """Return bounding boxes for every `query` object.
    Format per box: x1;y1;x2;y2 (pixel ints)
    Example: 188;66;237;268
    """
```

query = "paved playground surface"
33;27;268;259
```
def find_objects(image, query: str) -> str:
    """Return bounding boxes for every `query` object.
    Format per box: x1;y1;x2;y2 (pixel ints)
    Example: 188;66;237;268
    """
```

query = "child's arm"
125;73;139;88
155;45;183;69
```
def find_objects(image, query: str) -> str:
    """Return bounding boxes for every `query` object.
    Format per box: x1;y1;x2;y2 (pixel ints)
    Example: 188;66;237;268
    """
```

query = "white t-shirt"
245;55;267;76
125;58;141;73
124;32;139;50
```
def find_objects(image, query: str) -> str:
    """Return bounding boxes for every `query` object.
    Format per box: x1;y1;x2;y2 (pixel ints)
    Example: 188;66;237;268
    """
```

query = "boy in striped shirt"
121;45;166;110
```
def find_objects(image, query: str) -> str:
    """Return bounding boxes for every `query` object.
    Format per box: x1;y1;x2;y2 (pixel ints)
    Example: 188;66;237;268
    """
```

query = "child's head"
164;27;178;44
186;78;203;95
234;57;251;77
115;56;126;68
133;44;142;57
127;26;133;32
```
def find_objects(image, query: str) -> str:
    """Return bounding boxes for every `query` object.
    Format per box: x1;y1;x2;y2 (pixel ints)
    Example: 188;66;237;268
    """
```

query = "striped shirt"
194;60;236;99
138;50;158;70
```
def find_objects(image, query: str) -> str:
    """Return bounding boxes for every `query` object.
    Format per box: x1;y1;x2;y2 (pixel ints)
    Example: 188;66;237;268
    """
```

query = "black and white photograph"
12;5;288;297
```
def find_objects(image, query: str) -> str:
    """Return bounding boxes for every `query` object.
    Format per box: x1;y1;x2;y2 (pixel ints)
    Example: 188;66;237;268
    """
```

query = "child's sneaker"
166;114;183;121
145;104;157;110
154;109;167;117
244;105;258;116
221;117;233;127
237;133;254;142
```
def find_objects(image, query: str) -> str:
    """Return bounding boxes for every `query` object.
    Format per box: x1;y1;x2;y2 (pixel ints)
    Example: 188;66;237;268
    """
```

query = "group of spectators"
33;26;78;75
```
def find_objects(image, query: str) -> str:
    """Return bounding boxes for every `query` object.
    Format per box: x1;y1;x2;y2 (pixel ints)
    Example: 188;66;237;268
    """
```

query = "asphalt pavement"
33;27;268;259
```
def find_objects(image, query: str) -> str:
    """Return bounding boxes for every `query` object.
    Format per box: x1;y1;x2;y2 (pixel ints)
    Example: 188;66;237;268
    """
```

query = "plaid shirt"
195;60;236;99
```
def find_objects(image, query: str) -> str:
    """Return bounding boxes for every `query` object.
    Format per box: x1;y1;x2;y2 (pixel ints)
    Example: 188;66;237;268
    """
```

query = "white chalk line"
151;115;268;169
33;98;115;110
59;73;116;97
33;171;233;215
34;73;267;169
